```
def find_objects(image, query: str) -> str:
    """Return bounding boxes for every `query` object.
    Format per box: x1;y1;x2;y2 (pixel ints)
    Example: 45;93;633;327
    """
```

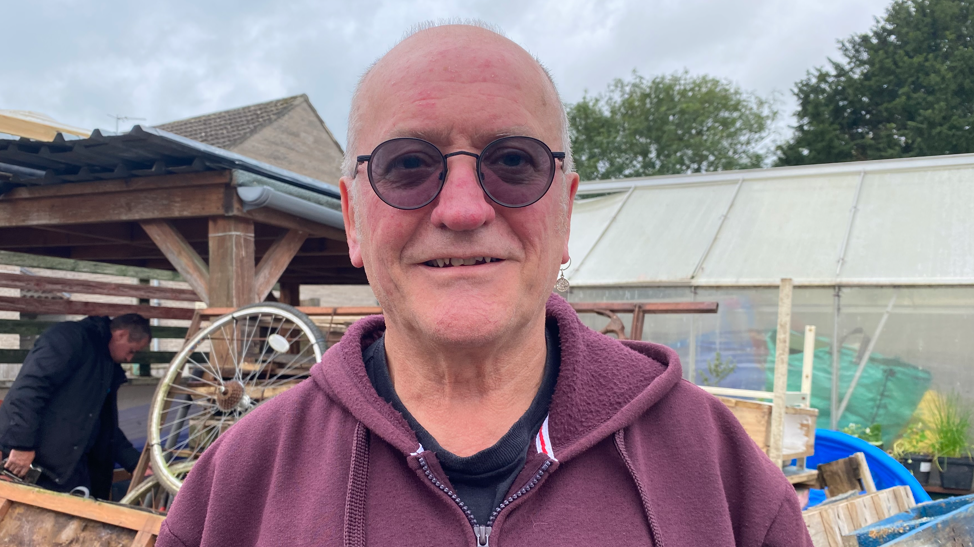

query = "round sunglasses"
356;136;566;210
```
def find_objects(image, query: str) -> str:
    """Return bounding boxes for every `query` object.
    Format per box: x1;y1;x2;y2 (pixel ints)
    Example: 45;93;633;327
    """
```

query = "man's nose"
429;156;495;231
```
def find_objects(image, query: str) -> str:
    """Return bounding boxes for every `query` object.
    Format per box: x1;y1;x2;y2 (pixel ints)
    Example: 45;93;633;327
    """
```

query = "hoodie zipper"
417;456;553;546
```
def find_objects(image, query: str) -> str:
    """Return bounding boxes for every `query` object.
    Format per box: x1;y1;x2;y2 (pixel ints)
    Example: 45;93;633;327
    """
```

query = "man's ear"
111;329;129;344
563;172;580;263
340;177;364;268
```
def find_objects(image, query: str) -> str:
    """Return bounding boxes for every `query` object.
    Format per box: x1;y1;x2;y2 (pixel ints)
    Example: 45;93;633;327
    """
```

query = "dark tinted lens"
369;139;444;209
479;137;555;207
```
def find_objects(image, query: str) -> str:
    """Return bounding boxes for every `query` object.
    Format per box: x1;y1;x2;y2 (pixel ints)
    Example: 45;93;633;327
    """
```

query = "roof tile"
157;95;305;150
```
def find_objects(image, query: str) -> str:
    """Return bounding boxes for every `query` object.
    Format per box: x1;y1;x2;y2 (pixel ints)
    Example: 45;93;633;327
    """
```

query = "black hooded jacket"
0;316;140;498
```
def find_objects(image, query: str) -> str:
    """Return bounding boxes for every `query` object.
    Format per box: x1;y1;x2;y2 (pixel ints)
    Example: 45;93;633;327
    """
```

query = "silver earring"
554;257;571;292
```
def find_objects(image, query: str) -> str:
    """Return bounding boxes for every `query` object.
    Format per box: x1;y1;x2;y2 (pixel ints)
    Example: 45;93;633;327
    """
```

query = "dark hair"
110;314;152;342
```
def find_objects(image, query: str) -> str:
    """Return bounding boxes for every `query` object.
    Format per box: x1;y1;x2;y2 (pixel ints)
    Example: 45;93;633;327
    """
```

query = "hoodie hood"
313;294;683;464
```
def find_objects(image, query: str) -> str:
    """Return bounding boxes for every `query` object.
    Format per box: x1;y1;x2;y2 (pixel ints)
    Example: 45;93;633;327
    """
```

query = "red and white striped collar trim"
534;415;556;461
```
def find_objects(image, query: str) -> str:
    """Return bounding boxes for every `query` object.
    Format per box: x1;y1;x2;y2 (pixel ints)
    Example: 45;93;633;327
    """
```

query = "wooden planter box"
801;486;916;547
717;396;818;462
0;480;163;546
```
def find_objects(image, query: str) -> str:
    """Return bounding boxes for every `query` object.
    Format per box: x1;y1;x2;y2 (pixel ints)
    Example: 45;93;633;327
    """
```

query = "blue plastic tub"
804;429;931;507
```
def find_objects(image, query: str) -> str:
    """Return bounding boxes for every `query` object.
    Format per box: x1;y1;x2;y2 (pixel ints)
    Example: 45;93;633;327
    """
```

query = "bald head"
341;23;572;180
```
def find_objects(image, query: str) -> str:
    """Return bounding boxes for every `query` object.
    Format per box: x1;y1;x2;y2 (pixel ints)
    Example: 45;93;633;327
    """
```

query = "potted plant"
891;421;933;485
699;351;737;387
928;391;974;490
843;423;884;449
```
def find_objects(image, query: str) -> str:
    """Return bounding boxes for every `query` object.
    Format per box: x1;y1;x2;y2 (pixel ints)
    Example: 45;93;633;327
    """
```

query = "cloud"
2;0;891;146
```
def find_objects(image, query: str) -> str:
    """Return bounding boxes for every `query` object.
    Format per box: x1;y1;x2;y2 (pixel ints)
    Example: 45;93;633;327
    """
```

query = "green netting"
764;331;931;446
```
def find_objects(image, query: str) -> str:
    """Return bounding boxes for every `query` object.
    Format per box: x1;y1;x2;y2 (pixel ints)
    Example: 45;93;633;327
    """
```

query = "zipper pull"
474;525;492;546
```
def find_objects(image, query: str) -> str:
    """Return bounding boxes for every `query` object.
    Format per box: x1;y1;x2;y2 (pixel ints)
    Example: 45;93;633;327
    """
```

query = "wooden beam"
0;250;181;281
0;229;132;249
0;480;165;534
200;306;383;317
0;185;231;228
208;217;255;308
0;349;203;364
140;220;210;303
242;206;346;241
1;170;231;201
255;230;308;301
0;296;195;320
69;243;204;262
768;278;793;467
0;272;198;302
569;302;720;314
0;319;187;338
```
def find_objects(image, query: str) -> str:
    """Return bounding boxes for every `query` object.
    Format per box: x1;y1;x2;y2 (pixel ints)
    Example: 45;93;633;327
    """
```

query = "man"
160;24;812;546
0;313;149;499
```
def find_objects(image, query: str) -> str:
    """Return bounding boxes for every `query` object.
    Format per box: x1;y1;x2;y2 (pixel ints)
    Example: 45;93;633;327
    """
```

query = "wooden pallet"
0;480;164;546
802;486;916;547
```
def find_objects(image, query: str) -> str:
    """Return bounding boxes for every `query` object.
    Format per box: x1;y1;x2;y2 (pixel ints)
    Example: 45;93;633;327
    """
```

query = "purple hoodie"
159;295;812;546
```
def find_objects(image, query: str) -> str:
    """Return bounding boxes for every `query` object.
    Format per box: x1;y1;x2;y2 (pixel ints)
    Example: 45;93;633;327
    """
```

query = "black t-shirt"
364;323;559;524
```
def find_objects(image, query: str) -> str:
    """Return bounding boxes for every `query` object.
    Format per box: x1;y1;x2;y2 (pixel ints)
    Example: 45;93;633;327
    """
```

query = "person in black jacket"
0;314;151;499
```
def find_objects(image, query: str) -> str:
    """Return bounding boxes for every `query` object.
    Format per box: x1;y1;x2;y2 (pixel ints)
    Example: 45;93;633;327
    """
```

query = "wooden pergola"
0;127;365;312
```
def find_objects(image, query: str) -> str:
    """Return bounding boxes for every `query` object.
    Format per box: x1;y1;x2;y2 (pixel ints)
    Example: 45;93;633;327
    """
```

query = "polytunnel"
567;153;974;445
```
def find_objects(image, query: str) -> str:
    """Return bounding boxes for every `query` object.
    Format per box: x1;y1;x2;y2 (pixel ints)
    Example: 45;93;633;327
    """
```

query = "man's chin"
399;297;524;347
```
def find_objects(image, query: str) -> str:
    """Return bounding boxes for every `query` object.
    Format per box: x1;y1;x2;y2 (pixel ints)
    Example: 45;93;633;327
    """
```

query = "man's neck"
383;319;547;457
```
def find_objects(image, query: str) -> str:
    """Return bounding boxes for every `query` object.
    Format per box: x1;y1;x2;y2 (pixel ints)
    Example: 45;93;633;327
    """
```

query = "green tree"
568;71;777;181
777;0;974;166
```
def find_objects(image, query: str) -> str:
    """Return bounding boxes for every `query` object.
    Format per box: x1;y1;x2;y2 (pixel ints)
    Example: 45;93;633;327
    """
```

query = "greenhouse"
567;153;974;446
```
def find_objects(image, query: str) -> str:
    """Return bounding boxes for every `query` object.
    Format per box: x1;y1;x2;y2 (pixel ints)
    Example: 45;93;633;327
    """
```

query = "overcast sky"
4;0;891;147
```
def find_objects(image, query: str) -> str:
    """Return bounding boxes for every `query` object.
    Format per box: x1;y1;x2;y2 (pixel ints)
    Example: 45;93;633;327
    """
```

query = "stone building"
158;94;344;184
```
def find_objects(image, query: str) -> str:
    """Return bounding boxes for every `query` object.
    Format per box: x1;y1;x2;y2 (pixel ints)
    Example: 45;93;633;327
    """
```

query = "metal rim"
148;303;324;494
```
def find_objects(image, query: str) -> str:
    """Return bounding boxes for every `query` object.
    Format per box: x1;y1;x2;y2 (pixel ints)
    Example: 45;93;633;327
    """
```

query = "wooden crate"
717;396;818;462
802;486;916;547
0;480;164;546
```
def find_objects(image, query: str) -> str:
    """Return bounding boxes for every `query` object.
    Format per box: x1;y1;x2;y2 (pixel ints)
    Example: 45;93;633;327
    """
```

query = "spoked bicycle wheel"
148;303;325;495
119;461;194;511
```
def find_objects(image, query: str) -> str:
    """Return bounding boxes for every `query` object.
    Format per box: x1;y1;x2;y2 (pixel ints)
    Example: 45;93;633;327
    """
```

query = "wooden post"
279;283;301;306
801;325;816;407
208;217;256;308
768;278;793;468
208;217;256;373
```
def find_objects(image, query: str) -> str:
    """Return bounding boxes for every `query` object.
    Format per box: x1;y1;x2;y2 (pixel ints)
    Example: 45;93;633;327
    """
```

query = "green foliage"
842;423;884;446
777;0;974;165
699;351;737;387
928;391;974;459
891;421;931;459
568;71;777;181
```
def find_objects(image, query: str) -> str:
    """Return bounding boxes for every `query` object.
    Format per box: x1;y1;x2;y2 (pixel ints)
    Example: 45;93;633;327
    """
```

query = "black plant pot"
936;457;974;491
901;454;933;486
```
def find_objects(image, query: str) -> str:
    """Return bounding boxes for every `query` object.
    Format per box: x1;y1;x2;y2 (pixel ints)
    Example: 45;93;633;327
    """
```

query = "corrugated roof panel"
694;174;859;284
570;182;736;285
840;168;974;282
567;191;629;279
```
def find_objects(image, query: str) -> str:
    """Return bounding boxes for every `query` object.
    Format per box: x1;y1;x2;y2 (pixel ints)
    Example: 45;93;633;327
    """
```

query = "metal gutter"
237;186;345;231
0;161;45;180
